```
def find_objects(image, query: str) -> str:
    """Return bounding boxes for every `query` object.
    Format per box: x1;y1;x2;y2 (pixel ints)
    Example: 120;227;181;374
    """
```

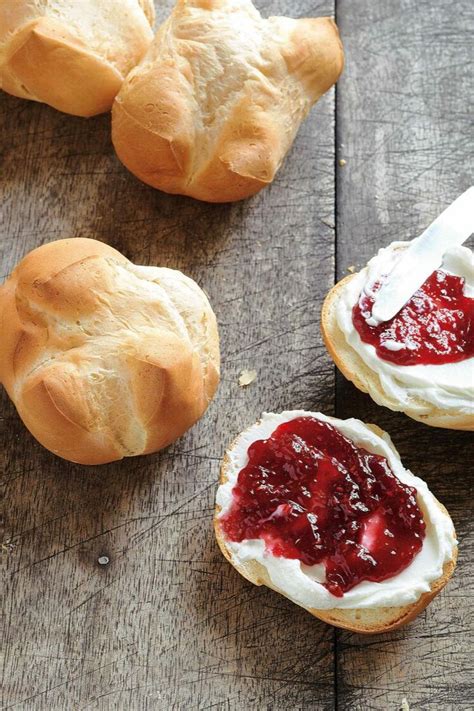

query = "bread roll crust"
214;423;457;634
0;0;155;116
0;238;220;464
321;275;474;431
112;0;344;202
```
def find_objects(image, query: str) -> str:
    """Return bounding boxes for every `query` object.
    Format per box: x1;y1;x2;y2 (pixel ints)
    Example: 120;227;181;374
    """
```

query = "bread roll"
0;238;220;464
112;0;344;202
321;243;474;430
0;0;155;117
215;412;457;633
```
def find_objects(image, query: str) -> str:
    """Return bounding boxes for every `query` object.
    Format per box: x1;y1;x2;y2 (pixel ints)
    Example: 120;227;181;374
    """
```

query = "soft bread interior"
214;423;457;634
321;275;474;431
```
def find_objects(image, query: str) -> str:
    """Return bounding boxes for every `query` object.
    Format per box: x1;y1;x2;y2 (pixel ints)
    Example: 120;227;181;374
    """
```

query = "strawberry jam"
220;417;425;597
352;269;474;365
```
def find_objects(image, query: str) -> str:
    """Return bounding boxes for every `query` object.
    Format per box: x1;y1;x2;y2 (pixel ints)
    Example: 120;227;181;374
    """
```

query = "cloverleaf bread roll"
215;412;457;633
0;0;155;117
0;238;220;464
322;243;474;430
112;0;344;202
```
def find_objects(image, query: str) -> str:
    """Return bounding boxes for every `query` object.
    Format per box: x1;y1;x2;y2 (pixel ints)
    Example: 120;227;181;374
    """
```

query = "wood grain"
1;0;473;708
0;1;337;708
335;0;474;708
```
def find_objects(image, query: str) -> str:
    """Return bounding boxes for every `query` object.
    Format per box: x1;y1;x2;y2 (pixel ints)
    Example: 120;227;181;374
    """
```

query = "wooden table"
1;1;473;708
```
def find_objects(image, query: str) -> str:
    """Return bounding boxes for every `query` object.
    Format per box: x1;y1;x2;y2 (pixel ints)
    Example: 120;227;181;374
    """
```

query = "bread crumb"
239;369;257;387
321;218;335;229
339;158;346;167
347;265;356;273
400;698;410;711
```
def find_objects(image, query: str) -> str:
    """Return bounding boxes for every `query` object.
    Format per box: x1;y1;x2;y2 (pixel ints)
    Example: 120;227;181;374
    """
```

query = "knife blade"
370;186;474;325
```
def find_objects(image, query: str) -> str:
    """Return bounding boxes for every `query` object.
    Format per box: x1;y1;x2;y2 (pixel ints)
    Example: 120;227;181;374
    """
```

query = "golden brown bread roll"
0;238;220;464
112;0;344;202
0;0;155;117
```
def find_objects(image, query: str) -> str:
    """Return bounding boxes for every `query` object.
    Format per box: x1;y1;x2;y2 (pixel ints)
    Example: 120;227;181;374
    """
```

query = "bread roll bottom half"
0;238;220;464
321;243;474;430
215;411;457;634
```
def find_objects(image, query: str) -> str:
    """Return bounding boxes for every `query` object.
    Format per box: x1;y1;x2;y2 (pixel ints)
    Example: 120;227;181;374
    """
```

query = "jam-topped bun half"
112;0;344;203
0;238;220;465
322;242;474;430
0;0;155;117
215;411;457;633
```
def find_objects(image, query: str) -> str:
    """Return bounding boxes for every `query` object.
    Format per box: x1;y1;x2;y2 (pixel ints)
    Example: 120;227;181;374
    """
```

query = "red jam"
352;270;474;366
220;417;425;597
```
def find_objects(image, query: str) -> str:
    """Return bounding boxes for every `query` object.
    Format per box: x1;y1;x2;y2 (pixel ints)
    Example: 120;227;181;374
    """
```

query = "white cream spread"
336;242;474;416
216;411;456;610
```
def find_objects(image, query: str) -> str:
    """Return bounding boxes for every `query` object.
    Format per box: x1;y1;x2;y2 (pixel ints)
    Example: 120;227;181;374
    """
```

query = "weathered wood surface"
1;0;337;708
0;0;472;709
335;0;474;709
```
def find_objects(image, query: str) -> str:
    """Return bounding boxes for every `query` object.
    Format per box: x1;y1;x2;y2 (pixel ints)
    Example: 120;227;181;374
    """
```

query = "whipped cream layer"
337;243;474;416
216;411;456;610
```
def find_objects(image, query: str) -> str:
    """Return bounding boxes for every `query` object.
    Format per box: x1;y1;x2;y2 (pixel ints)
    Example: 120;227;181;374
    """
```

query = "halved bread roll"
215;412;457;633
112;0;344;202
321;244;474;430
0;0;155;117
0;238;220;464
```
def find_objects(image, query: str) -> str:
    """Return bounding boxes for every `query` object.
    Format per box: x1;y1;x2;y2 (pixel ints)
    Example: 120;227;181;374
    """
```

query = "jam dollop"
220;417;425;597
352;269;474;366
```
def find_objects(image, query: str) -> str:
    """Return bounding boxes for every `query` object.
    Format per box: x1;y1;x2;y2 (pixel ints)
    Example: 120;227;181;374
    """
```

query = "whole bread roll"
0;0;155;117
112;0;344;202
0;238;220;464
